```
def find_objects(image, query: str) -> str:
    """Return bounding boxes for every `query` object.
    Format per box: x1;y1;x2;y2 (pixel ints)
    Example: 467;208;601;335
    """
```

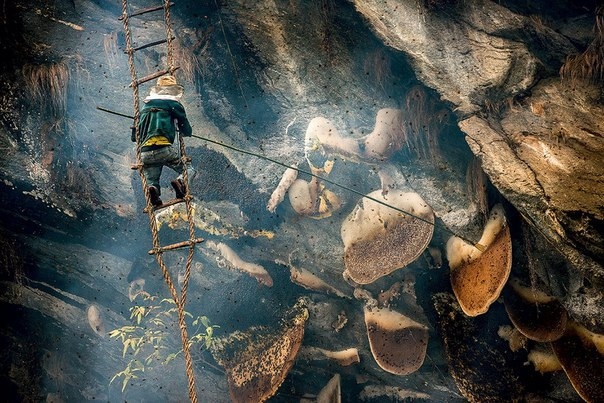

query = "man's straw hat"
148;75;183;98
157;75;178;87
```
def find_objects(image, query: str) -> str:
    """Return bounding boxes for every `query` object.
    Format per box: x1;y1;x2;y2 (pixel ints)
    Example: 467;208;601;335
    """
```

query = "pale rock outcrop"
354;0;604;330
353;0;574;115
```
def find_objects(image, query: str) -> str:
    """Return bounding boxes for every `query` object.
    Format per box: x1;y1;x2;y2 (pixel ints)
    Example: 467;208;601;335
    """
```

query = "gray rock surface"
0;0;602;402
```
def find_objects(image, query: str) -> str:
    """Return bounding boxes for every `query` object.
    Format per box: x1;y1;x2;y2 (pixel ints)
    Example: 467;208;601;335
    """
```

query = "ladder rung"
148;238;204;255
127;37;175;53
129;67;179;88
143;197;190;213
119;2;175;20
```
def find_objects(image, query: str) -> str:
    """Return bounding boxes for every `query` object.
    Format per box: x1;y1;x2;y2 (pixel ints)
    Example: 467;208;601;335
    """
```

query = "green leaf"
150;318;165;327
165;307;178;315
164;352;178;364
108;329;122;338
110;371;123;385
122;340;130;357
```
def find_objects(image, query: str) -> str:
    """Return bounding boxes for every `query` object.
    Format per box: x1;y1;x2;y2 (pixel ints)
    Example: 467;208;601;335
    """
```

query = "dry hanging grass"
363;49;392;91
424;0;458;10
318;0;338;63
560;6;604;86
403;85;448;161
0;233;24;284
22;60;69;116
173;38;203;85
103;31;120;72
62;160;96;206
466;157;489;221
179;27;213;82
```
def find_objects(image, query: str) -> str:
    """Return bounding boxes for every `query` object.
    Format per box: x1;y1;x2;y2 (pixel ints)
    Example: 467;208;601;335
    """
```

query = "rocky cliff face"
1;0;602;402
354;0;604;328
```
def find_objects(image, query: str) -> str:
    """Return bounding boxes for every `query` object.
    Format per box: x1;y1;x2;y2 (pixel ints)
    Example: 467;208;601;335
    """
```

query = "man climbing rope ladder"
134;75;196;207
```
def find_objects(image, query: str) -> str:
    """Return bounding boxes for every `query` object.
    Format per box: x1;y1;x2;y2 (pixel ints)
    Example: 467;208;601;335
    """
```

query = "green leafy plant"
108;292;219;392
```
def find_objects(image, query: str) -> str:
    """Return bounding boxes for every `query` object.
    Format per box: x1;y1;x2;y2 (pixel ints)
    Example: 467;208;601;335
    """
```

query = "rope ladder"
120;1;201;401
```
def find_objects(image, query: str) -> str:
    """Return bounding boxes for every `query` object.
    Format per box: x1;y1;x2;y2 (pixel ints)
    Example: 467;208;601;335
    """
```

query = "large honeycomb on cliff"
211;298;309;403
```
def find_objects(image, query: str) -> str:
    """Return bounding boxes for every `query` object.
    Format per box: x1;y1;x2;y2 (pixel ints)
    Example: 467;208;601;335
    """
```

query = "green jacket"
134;98;192;145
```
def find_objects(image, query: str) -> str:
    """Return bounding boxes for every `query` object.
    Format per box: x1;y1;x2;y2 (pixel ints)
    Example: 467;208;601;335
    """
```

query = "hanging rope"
163;0;175;73
96;101;485;251
159;2;200;398
120;1;199;402
189;133;485;250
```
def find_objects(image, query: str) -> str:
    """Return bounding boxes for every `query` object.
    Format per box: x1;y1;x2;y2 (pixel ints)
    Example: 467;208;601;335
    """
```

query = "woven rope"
121;2;199;401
